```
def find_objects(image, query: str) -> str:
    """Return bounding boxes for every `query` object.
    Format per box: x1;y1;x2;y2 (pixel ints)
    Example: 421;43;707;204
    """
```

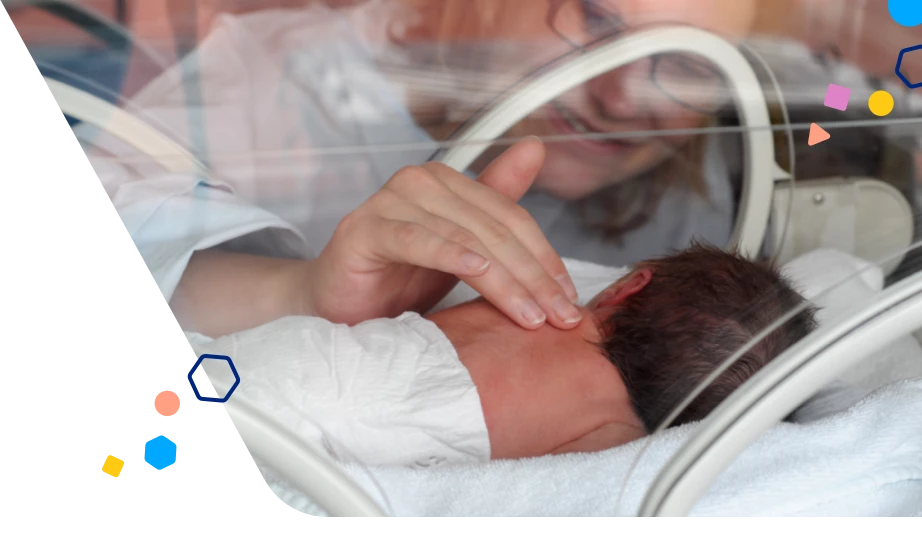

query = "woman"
78;0;892;338
385;0;753;265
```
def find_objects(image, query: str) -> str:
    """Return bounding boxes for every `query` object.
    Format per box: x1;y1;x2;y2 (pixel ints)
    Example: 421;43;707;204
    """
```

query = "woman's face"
442;0;757;200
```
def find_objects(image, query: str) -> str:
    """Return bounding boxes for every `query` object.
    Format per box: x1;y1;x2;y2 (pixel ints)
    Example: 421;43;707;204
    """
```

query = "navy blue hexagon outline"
187;354;240;403
896;45;922;89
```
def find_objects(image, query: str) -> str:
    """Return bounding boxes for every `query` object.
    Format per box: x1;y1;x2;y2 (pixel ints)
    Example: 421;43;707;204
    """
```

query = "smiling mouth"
555;101;597;135
548;101;640;153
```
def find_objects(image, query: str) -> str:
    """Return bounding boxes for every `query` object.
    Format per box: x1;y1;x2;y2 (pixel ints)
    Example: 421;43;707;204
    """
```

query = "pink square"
824;84;851;111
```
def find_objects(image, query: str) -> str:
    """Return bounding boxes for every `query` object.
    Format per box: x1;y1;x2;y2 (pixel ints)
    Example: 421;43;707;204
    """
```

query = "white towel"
266;377;922;516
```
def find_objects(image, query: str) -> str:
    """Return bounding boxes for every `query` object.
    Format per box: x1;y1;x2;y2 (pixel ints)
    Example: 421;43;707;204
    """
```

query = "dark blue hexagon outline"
896;45;922;89
187;354;240;403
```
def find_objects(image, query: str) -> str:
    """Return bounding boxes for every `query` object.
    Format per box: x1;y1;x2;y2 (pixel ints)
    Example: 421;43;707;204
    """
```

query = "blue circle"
890;0;922;27
144;434;179;471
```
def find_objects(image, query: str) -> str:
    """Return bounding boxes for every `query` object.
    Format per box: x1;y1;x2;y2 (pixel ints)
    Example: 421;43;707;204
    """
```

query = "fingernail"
462;252;490;272
556;274;579;303
553;296;583;324
519;299;546;326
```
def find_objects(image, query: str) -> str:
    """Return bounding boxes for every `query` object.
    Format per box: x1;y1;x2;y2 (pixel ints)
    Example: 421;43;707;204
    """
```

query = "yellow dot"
868;90;894;117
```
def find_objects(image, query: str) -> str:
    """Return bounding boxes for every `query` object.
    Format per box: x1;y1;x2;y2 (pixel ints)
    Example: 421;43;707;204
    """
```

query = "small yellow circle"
868;90;894;117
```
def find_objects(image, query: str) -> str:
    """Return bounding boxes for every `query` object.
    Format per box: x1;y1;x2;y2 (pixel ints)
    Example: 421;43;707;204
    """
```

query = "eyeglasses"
546;0;730;115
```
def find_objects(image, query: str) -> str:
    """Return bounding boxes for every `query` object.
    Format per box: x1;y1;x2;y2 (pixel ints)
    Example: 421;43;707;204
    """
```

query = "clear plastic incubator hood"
9;0;922;516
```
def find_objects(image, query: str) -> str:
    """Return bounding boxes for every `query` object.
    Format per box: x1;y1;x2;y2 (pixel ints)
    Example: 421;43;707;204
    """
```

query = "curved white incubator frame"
43;25;915;517
639;268;922;515
433;26;776;258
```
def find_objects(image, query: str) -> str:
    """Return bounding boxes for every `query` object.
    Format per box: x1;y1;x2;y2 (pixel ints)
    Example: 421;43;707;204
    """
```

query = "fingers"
475;136;546;202
470;137;578;301
382;203;578;330
356;211;553;329
383;167;581;329
358;214;492;279
377;219;552;329
424;160;579;303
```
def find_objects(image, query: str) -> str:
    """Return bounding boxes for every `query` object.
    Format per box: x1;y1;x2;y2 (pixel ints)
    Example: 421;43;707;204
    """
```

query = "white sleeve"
72;9;330;301
108;170;310;302
186;312;491;468
75;6;425;299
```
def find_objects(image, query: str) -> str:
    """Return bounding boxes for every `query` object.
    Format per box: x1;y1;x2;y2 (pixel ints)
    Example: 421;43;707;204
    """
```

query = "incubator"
7;0;922;516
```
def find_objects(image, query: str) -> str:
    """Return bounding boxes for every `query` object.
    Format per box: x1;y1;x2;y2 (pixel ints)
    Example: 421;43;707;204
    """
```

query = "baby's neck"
427;299;642;459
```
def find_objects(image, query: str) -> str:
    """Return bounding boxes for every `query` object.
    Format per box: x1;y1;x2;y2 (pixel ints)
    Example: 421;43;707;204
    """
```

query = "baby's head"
592;242;819;432
432;242;818;459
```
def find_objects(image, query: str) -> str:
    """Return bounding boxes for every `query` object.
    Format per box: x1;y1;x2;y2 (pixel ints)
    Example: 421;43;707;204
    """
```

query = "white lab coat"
76;4;741;300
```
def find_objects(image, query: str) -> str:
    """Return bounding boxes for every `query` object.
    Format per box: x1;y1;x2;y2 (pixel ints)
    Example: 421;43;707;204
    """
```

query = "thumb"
476;136;546;202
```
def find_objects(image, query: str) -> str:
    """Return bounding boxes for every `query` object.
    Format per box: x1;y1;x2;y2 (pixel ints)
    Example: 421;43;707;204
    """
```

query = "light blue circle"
890;0;922;27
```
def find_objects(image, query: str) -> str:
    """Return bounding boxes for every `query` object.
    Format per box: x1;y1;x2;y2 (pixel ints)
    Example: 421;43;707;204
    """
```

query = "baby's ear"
597;268;654;309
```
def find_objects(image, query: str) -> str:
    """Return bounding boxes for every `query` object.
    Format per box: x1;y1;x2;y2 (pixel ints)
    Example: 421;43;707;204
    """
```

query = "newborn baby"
189;244;817;468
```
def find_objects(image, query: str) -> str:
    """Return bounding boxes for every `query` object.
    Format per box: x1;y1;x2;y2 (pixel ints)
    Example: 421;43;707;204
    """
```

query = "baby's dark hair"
602;242;818;432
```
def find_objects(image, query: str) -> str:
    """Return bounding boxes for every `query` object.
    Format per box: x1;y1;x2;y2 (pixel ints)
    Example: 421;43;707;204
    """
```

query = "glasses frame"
546;0;729;115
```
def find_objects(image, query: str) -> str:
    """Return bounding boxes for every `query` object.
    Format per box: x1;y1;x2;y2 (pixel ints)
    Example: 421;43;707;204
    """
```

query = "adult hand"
301;137;582;330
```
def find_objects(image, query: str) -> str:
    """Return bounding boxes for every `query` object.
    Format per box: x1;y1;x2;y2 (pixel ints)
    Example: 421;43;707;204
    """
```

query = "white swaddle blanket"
187;312;490;468
257;249;922;516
